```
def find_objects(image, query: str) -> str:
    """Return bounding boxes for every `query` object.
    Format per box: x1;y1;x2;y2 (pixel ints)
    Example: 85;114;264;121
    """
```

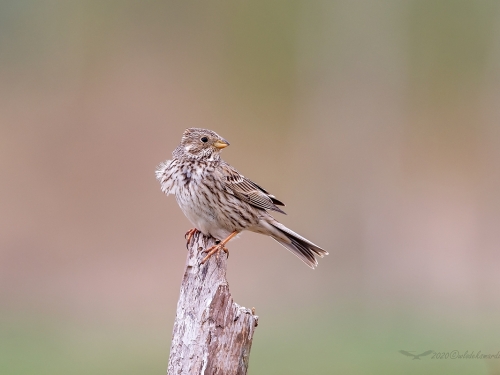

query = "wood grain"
167;232;258;375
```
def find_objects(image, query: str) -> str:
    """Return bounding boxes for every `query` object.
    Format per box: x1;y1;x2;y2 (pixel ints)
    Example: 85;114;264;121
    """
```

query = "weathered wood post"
167;231;258;375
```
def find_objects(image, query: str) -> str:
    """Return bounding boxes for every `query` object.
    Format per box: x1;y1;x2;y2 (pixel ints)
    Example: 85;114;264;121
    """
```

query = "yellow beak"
214;139;230;149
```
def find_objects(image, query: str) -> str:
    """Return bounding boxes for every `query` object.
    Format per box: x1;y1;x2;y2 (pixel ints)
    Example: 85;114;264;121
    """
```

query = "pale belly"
174;181;243;240
176;195;228;240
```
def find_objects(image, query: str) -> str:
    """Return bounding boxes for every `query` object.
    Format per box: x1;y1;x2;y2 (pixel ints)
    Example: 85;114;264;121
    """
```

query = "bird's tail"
267;220;328;269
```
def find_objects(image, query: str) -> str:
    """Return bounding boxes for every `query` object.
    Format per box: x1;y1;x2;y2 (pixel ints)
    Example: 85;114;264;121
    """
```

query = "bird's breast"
174;168;224;236
172;161;258;239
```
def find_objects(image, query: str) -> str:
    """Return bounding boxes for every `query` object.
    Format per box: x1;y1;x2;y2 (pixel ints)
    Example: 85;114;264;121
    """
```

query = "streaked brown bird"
155;128;328;268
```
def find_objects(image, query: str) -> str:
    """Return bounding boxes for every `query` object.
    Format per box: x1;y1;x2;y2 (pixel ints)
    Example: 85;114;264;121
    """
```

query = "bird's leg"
185;228;200;248
201;231;238;264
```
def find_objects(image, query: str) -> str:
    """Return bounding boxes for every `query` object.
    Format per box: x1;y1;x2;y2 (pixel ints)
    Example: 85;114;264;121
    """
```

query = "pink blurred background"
1;1;500;374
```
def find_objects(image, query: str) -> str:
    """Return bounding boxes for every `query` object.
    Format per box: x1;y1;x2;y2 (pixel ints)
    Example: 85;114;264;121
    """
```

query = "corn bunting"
155;128;327;268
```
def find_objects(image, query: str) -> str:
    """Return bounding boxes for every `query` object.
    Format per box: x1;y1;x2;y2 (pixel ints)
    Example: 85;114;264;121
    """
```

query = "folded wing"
219;162;286;214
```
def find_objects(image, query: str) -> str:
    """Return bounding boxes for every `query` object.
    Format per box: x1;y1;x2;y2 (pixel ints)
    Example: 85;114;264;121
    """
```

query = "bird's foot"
200;231;238;264
201;243;229;264
185;228;200;248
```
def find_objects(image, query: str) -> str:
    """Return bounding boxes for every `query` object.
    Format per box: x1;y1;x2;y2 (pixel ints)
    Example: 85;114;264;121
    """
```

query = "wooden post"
167;232;259;375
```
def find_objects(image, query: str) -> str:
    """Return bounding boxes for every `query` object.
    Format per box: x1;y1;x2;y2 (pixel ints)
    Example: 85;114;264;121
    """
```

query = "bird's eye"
201;137;208;143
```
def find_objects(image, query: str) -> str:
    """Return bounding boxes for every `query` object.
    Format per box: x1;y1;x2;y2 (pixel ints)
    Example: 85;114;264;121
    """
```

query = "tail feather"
269;221;328;269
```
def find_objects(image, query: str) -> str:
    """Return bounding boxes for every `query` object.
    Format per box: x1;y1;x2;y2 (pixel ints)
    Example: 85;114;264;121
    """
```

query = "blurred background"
1;1;500;374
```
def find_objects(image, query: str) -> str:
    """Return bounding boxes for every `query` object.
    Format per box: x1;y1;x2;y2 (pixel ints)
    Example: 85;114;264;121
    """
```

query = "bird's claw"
201;243;229;264
185;228;200;248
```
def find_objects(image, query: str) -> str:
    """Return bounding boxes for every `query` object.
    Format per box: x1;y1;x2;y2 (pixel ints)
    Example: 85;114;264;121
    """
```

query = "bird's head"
175;128;230;160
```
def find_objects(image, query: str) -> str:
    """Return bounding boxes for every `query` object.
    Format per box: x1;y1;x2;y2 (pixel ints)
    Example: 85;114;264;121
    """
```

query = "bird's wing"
219;162;286;214
417;350;433;357
399;350;415;357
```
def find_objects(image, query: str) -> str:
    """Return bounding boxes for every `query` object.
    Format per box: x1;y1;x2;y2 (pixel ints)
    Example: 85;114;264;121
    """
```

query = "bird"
155;128;328;268
398;350;434;360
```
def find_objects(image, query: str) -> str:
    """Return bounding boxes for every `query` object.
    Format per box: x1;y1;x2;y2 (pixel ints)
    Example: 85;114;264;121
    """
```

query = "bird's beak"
214;139;230;149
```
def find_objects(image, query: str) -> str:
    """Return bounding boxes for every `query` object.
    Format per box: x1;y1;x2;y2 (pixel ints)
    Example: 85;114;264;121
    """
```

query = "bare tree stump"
167;232;259;375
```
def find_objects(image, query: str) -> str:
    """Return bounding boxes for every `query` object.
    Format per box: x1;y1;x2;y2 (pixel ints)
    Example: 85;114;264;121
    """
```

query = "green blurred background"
1;1;500;374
